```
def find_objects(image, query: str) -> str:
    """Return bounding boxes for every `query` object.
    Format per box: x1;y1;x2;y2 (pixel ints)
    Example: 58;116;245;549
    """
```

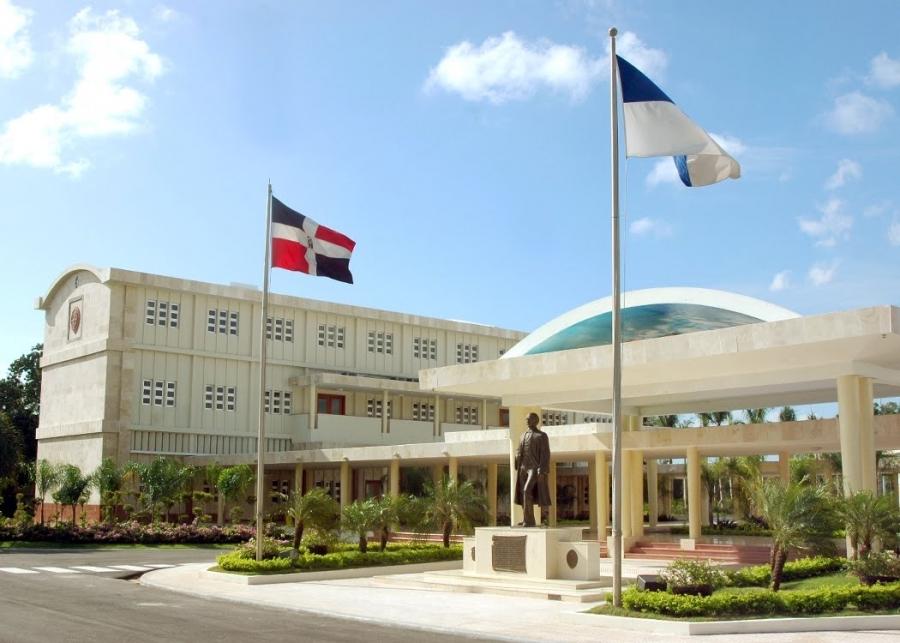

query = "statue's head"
527;412;540;430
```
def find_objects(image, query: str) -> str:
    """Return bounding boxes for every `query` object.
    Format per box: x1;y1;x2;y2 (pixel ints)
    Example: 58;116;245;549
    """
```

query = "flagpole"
255;181;273;561
609;26;624;608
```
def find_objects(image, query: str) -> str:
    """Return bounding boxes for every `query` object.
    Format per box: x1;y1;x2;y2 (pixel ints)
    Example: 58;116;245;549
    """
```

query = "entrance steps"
625;541;771;564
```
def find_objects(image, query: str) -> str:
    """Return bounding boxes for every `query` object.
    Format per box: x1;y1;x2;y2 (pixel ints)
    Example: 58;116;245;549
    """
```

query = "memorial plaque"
491;534;527;573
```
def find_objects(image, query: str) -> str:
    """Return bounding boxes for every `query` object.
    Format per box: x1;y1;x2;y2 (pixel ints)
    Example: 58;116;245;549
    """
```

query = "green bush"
660;559;726;591
847;552;900;584
620;581;900;618
217;551;294;572
726;556;845;587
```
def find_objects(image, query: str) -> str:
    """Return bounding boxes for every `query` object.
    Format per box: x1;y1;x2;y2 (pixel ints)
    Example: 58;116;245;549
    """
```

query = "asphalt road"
0;547;492;643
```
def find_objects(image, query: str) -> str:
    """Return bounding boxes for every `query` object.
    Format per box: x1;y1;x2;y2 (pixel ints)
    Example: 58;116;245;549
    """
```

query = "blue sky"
2;1;899;417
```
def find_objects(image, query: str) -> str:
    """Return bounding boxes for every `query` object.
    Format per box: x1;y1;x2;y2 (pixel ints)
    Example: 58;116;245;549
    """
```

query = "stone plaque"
491;535;527;573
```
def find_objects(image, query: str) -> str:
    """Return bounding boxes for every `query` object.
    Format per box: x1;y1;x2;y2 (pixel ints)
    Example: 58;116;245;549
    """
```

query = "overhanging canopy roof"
420;306;900;415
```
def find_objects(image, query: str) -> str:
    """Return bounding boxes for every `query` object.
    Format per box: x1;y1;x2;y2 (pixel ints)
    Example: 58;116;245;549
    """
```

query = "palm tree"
91;458;124;523
217;464;254;524
744;408;768;424
424;478;488;547
371;495;400;551
779;406;797;422
836;490;900;560
649;415;678;428
34;459;60;525
53;464;92;525
342;499;379;553
127;457;194;522
710;411;731;426
753;479;839;590
287;488;339;559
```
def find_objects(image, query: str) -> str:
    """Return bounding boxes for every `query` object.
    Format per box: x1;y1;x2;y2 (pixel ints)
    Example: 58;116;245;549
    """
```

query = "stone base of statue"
463;526;603;581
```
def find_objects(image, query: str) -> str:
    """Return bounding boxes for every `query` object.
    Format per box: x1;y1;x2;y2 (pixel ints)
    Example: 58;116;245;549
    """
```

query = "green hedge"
217;543;462;574
726;556;846;587
621;582;900;618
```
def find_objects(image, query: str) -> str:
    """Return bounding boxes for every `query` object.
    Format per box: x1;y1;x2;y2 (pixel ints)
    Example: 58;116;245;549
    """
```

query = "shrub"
660;559;726;592
726;556;845;587
847;552;900;585
236;536;285;560
0;520;256;545
217;551;293;572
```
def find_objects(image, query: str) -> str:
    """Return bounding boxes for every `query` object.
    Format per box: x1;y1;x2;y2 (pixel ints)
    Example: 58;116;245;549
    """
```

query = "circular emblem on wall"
566;549;579;569
69;305;81;335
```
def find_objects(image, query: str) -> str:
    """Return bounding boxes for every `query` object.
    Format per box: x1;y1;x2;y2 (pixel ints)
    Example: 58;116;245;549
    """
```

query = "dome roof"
502;287;799;358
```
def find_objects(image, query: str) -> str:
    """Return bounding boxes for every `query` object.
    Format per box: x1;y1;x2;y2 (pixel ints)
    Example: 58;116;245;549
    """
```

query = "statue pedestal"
463;526;601;581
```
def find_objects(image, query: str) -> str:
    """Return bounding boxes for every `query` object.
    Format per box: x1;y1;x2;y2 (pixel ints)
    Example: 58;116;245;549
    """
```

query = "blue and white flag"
617;55;740;188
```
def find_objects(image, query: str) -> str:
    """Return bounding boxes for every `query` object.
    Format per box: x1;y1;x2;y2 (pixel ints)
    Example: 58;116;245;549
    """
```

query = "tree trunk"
771;547;788;591
359;534;368;553
40;500;44;526
291;520;304;559
442;521;452;548
380;527;388;552
71;503;77;526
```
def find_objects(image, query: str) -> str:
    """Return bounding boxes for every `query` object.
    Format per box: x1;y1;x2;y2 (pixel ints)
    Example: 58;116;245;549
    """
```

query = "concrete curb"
203;559;462;584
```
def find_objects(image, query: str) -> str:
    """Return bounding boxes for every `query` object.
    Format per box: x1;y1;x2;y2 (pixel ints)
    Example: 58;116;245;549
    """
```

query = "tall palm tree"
425;478;488;547
371;495;400;551
649;415;678;428
753;479;838;590
34;459;60;525
744;408;768;424
217;464;255;524
91;458;123;524
53;464;92;525
342;499;380;553
287;487;339;559
779;406;797;422
836;490;900;559
127;457;194;522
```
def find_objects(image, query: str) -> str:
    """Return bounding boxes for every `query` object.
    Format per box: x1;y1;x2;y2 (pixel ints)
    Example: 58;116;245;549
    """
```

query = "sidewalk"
141;562;895;643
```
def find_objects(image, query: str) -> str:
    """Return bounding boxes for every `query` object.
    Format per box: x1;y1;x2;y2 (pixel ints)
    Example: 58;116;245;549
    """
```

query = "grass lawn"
0;540;236;550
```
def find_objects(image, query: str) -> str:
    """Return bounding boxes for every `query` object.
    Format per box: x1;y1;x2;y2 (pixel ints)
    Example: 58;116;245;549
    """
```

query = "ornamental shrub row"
216;543;463;573
726;556;846;587
621;582;900;618
0;520;256;545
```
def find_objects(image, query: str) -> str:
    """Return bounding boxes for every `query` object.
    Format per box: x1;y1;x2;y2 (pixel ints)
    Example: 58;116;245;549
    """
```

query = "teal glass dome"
503;288;799;359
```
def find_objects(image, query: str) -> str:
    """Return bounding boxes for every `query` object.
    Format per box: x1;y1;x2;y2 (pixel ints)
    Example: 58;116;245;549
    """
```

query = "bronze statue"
514;412;551;527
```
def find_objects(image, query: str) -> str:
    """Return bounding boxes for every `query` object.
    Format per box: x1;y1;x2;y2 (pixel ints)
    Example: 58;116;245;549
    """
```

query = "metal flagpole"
608;26;624;608
255;181;273;561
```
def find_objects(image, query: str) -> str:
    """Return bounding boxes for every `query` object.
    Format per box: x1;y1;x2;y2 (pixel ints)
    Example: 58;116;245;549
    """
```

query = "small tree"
34;459;61;525
287;487;339;559
753;478;838;591
371;495;400;551
54;464;92;525
127;457;193;522
779;406;797;422
217;465;254;524
342;499;379;553
837;490;900;560
91;458;124;523
425;478;488;548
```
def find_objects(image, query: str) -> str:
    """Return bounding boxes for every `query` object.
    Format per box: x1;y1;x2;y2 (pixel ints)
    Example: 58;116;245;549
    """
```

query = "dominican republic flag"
271;196;356;284
617;55;740;188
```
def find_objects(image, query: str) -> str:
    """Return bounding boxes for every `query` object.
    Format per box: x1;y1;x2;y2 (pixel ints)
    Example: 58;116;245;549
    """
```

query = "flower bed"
0;521;256;545
216;542;462;574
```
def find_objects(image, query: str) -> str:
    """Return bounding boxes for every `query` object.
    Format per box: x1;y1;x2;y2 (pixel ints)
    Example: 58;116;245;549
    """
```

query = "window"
207;309;216;333
367;331;393;354
264;390;270;413
169;303;179;327
366;399;392;418
165;381;176;407
153;381;164;407
146;299;179;328
499;408;509;427
284;320;293;343
272;390;282;415
318;324;345;348
274;318;283;341
455;405;478;425
226;387;236;412
542;411;568;426
229;311;239;335
456;343;479;364
264;389;290;414
204;385;213;410
217;310;227;334
385;333;393;354
142;379;152;405
283;391;292;415
413;401;435;421
157;301;168;326
317;393;345;415
415;337;438;360
145;300;156;325
215;386;225;410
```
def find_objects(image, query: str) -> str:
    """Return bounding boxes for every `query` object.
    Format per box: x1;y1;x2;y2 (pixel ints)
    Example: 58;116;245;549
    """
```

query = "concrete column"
663;477;673;516
548;461;558;527
778;452;791;484
340;460;351;510
308;379;317;431
686;447;701;540
382;390;390;434
448;456;458;485
837;375;864;495
596;452;609;541
700;482;710;526
588;457;598;532
433;394;441;437
647;458;658;528
487;463;498;526
631;451;644;539
431;464;443;488
293;462;303;494
481;399;488;430
508;405;540;526
389;456;400;498
858;377;876;492
305;469;314;494
621;448;633;539
216;492;225;526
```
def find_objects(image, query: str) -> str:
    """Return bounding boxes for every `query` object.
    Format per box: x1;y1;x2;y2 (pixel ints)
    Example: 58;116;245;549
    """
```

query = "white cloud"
424;30;665;104
769;270;790;292
808;261;838;286
0;8;163;175
610;31;668;80
0;0;33;78
798;198;853;247
889;221;900;246
154;5;180;22
646;158;679;187
824;158;862;190
865;200;892;218
709;133;746;157
868;52;900;89
823;91;893;135
629;216;672;237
